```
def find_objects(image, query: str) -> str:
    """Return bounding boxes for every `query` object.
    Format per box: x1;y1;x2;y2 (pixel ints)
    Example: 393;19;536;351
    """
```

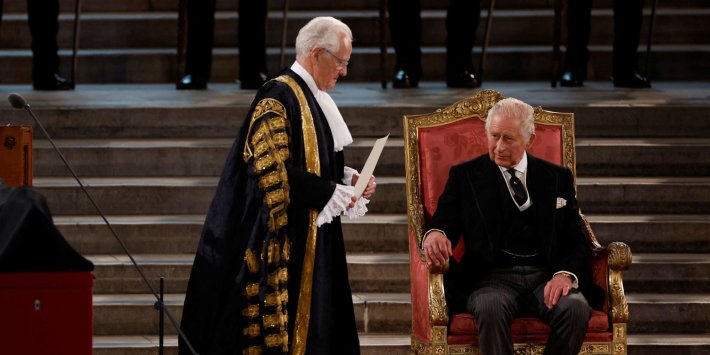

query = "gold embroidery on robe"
243;324;261;338
274;75;320;355
242;304;260;318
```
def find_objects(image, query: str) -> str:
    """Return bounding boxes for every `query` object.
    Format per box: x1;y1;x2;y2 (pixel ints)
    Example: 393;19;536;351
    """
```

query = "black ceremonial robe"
179;70;360;355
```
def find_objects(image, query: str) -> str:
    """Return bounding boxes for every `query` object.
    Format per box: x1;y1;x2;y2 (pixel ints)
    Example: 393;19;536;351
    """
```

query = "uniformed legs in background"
177;0;269;90
561;0;650;88
387;0;481;89
0;0;74;90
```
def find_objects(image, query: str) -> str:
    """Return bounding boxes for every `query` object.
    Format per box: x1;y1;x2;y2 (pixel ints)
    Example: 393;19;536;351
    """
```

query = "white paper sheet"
354;134;389;198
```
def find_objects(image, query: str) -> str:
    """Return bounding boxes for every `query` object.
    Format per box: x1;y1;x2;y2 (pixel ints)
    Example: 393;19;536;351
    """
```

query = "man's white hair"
485;97;535;143
295;17;353;61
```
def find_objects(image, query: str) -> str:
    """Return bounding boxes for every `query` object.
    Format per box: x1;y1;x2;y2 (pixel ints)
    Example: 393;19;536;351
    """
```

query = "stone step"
91;333;710;355
91;292;710;336
1;45;709;84
90;291;709;336
68;213;710;254
57;214;409;255
31;137;406;177
3;0;706;13
627;293;710;334
86;252;708;295
32;137;710;177
588;214;710;254
92;292;411;336
4;84;710;139
2;9;707;49
33;176;710;215
93;334;411;355
628;334;710;355
87;253;410;294
58;213;709;256
624;253;710;294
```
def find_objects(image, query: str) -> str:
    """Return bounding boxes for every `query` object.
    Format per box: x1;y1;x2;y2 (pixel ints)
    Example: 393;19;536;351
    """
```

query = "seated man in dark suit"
422;98;595;355
561;0;650;88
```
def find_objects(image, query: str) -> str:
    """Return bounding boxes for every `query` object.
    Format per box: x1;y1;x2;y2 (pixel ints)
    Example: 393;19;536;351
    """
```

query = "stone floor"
0;81;708;110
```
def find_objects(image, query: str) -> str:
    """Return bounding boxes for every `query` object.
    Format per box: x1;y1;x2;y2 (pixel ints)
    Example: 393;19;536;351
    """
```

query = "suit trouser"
565;0;644;78
184;0;267;82
466;266;591;355
0;0;61;81
387;0;480;76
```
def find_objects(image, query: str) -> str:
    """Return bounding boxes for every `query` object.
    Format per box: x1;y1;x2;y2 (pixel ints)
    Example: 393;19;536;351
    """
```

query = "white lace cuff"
343;196;369;220
317;184;355;227
342;166;358;186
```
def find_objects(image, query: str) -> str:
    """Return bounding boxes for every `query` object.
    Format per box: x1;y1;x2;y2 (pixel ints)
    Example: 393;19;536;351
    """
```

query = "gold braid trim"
243;324;261;338
244;98;288;162
242;304;260;318
245;249;260;274
243;96;291;232
274;75;320;355
243;282;259;297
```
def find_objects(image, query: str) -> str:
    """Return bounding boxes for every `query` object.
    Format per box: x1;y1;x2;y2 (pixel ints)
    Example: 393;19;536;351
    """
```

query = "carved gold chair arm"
607;242;632;324
428;271;449;326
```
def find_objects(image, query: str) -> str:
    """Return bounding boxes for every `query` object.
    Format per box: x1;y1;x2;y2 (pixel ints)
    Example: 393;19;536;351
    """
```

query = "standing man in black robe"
179;16;377;355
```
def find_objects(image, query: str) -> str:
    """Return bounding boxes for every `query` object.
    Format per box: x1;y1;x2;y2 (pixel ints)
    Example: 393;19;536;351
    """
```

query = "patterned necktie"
507;169;528;205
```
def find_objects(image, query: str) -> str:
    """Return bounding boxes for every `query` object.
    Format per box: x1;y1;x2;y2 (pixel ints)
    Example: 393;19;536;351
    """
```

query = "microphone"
7;93;199;355
8;93;28;109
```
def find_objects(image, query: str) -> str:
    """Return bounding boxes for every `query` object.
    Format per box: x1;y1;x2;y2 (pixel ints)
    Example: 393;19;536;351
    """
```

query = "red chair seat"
448;311;612;344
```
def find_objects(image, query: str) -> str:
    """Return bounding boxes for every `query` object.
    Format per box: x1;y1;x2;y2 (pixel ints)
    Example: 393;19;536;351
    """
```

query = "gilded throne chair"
403;90;632;355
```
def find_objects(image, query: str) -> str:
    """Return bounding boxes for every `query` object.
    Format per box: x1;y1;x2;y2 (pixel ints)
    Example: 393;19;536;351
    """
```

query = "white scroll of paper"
354;134;389;199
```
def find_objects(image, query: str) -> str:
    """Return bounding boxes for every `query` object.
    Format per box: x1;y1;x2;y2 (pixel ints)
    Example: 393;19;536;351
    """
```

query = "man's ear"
309;46;322;61
526;132;536;149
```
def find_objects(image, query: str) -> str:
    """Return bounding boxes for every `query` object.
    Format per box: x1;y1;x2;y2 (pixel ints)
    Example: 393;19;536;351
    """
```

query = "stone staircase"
2;84;708;354
1;0;709;353
0;0;709;84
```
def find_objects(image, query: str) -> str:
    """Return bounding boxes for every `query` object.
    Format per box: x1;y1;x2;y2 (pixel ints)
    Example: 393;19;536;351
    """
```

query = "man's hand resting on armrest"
422;230;452;267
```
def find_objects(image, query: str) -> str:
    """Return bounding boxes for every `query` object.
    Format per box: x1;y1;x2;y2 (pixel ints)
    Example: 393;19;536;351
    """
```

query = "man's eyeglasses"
323;48;349;70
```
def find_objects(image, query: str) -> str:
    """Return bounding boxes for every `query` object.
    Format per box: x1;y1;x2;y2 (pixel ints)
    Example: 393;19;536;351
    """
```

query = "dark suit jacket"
427;153;601;312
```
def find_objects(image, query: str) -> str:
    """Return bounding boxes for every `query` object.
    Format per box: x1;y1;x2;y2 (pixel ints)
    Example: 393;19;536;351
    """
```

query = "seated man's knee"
553;292;592;326
468;289;516;325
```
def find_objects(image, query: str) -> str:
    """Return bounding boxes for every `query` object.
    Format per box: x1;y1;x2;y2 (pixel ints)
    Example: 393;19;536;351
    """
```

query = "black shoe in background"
239;72;270;90
446;69;480;89
613;72;651;88
392;69;420;89
177;74;207;90
33;74;74;91
559;69;584;87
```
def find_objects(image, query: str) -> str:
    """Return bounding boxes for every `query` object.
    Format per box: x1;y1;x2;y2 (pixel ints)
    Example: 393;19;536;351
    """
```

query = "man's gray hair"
485;97;535;143
295;17;353;60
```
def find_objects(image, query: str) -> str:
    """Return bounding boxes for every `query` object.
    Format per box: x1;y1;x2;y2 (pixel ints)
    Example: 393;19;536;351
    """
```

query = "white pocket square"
556;197;567;209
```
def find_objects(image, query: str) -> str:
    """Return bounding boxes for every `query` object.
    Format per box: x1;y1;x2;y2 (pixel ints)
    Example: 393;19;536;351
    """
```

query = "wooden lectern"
0;125;33;186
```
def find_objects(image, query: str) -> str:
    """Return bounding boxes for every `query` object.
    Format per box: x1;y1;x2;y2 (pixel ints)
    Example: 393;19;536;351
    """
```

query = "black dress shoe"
559;69;584;87
392;69;419;89
176;74;207;90
33;74;74;91
239;72;270;90
446;69;480;89
613;72;651;88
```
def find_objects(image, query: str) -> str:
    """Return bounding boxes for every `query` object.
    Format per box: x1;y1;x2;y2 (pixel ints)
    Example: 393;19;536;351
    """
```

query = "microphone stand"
7;94;199;355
